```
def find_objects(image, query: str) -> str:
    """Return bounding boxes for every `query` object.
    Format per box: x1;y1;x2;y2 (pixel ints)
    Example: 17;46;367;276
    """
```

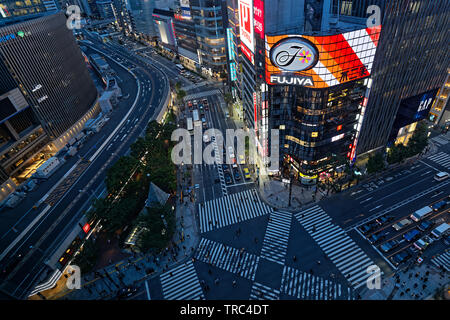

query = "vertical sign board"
253;0;264;39
239;0;254;64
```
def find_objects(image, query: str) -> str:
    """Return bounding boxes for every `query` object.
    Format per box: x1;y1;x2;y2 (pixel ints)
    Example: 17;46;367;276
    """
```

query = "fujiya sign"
270;75;314;86
269;37;318;72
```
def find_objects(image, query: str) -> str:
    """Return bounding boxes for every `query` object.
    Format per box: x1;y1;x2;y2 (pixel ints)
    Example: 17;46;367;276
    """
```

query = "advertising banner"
254;0;264;39
265;25;382;88
239;0;254;63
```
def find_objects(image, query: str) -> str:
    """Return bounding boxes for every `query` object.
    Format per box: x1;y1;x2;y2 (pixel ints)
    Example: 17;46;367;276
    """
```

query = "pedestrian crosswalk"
260;211;292;265
431;136;449;147
431;250;450;272
198;189;273;233
160;261;204;300
294;205;380;289
281;266;353;300
426;152;450;170
184;89;221;101
250;282;280;300
195;238;260;281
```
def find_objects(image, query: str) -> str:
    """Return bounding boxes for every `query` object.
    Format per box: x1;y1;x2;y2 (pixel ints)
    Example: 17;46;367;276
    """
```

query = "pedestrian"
215;278;219;285
208;269;212;275
293;255;297;262
254;237;258;244
232;280;237;287
317;260;321;265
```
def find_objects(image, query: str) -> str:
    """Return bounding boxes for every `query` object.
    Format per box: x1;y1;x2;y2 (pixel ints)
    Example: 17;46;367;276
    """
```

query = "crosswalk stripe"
160;261;204;300
250;282;280;300
431;250;450;272
427;152;450;169
199;189;273;233
295;205;381;289
281;266;353;300
260;211;292;265
195;238;260;280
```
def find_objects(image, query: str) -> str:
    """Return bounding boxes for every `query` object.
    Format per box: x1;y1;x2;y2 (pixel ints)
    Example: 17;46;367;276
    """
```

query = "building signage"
226;28;235;60
239;0;254;54
254;0;264;39
270;74;314;86
0;33;15;43
265;25;382;88
180;0;191;19
82;223;91;234
241;42;254;64
230;62;237;81
269;37;319;72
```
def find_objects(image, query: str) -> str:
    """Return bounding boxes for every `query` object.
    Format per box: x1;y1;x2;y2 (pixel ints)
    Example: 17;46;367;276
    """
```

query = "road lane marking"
360;197;373;204
369;205;382;212
145;280;151;300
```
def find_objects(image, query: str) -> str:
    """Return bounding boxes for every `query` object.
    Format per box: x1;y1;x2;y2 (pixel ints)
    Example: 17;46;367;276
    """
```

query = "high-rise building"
0;0;58;26
112;0;135;35
96;0;115;19
228;0;382;185
355;0;450;155
128;0;156;37
0;11;99;199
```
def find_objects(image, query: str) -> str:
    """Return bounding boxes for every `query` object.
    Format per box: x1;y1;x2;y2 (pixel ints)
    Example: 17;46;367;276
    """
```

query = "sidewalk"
257;178;325;213
359;263;450;300
30;196;200;300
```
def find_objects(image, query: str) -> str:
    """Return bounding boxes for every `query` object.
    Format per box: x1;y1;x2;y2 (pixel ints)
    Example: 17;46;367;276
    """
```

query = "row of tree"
367;121;429;174
87;119;177;238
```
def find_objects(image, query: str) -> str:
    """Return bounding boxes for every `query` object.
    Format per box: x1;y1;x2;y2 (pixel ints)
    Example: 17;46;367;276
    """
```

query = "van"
431;223;450;239
410;206;432;222
434;171;449;181
392;218;412;231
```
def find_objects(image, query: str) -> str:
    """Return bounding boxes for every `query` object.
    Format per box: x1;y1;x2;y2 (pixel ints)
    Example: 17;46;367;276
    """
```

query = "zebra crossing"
198;189;273;233
294;205;379;289
281;266;353;300
195;238;260;281
431;135;449;147
250;282;280;300
184;89;221;101
260;211;292;265
160;260;204;300
426;152;450;170
431;250;450;272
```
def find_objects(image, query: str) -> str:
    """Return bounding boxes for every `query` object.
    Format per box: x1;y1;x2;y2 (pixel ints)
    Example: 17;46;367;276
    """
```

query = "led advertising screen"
180;0;191;19
239;0;254;64
265;25;382;88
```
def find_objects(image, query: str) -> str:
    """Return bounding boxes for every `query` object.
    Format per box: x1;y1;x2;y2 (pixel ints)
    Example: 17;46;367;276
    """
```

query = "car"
117;286;138;299
224;172;233;184
432;200;447;211
243;167;251;180
403;229;421;242
418;220;433;232
360;223;377;234
392;218;413;231
444;235;450;246
238;154;245;165
222;164;230;172
413;235;433;251
380;240;398;253
368;230;388;244
234;170;241;181
376;215;394;225
391;251;411;266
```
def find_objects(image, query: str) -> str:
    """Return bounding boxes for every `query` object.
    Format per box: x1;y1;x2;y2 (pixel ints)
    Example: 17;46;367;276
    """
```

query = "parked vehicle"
233;169;241;181
413;235;433;251
222;164;230;173
431;223;450;239
392;218;413;231
410;206;432;222
380;240;398;253
391;251;411;266
224;172;233;185
376;215;394;225
403;229;420;242
418;220;433;232
360;222;377;234
368;230;388;244
431;200;447;212
243;167;251;180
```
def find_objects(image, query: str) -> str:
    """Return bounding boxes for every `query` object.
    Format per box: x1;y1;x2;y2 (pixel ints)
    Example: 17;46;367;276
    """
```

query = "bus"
187;118;193;133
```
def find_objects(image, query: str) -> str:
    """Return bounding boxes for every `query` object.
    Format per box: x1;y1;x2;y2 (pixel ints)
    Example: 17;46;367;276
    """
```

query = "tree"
137;204;175;252
105;156;139;195
224;93;233;106
72;238;98;274
366;152;385;174
387;143;409;164
408;121;428;156
93;197;138;233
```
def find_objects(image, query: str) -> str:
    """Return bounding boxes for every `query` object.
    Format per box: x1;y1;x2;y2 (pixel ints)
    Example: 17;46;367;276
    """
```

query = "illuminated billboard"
254;0;264;39
180;0;191;19
265;25;382;88
239;0;254;63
